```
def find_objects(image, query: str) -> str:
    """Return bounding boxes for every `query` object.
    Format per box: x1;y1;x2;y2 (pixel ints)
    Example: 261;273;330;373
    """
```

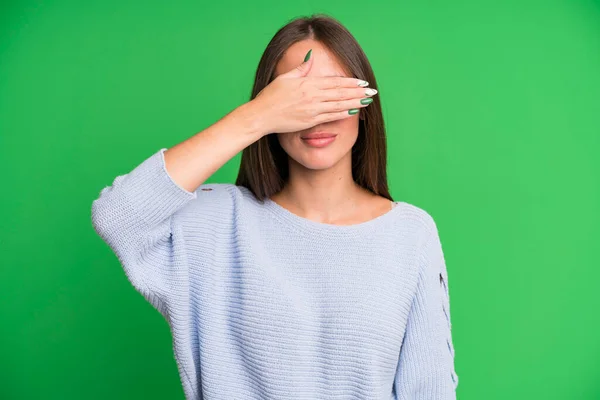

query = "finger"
313;109;361;124
280;49;314;79
318;87;378;101
317;97;373;114
311;76;369;89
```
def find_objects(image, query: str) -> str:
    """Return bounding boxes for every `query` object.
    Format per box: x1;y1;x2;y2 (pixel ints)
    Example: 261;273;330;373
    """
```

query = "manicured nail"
357;80;369;87
360;98;373;105
348;108;359;115
365;88;378;96
304;49;312;62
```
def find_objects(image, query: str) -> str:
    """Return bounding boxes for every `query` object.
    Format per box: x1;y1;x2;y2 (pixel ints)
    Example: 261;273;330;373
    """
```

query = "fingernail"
348;108;359;115
365;88;378;96
304;49;312;62
360;98;373;105
357;80;369;87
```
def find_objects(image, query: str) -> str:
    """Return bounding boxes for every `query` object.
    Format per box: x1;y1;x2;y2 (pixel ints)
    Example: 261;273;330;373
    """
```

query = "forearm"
163;100;267;193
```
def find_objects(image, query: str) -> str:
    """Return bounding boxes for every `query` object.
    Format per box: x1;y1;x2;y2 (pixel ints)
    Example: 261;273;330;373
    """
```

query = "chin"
288;148;347;171
296;157;338;171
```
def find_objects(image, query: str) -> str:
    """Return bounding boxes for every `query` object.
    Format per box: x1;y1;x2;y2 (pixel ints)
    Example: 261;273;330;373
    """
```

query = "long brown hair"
235;14;391;202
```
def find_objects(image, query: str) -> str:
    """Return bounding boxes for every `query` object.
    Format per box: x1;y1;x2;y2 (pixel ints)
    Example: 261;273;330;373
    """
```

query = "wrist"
230;100;270;141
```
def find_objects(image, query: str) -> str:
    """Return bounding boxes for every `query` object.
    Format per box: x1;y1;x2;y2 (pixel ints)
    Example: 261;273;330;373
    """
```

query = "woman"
92;14;458;399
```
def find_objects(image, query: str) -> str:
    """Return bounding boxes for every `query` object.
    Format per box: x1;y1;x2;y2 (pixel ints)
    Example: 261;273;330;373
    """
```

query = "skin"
269;39;393;226
163;39;392;226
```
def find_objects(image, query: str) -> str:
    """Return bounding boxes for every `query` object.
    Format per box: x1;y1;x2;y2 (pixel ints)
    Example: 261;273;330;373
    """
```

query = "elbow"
91;196;111;241
90;185;122;242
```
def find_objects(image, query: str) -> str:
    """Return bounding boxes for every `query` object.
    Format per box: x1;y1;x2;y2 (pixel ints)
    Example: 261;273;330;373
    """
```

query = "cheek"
336;116;360;147
276;133;297;155
332;113;360;134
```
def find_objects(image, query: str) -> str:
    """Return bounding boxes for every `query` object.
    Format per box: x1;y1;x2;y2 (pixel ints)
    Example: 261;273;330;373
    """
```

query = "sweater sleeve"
91;148;198;317
393;216;459;399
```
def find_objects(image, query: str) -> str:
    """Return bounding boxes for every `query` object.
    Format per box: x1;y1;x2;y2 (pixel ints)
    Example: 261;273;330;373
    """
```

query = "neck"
274;155;367;223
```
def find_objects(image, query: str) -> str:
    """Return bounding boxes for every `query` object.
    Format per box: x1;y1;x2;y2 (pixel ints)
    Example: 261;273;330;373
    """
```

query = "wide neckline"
262;196;404;237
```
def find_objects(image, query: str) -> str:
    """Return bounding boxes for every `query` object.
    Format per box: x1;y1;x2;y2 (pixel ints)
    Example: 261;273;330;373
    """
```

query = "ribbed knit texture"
91;148;459;399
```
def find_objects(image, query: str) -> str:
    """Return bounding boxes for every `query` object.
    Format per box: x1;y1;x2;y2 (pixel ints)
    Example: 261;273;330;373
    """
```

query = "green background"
1;0;599;399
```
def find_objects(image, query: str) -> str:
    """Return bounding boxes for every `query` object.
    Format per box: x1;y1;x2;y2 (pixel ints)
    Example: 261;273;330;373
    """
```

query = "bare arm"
163;101;265;193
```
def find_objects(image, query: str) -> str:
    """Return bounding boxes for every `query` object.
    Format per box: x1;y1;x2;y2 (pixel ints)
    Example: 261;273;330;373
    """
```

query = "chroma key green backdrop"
1;1;599;399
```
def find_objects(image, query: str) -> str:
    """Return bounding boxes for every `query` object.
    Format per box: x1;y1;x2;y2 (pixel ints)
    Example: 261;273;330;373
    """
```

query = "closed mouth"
301;132;337;140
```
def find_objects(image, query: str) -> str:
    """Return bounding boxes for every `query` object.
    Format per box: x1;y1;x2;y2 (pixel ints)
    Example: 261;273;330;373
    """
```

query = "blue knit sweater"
91;148;459;399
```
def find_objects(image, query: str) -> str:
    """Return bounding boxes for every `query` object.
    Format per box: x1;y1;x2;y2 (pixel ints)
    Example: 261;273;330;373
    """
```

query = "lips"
300;132;337;148
301;132;337;140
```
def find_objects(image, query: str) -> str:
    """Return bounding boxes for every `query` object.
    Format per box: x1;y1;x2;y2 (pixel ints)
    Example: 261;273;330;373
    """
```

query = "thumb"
282;49;313;78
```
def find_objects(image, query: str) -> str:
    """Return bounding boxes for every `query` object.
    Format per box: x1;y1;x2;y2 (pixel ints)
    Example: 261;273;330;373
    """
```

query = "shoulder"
193;182;242;197
169;183;262;231
192;183;260;205
396;201;448;278
392;200;440;241
176;182;261;215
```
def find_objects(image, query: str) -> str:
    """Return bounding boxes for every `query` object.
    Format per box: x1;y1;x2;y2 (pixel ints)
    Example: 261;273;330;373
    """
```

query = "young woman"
92;14;458;400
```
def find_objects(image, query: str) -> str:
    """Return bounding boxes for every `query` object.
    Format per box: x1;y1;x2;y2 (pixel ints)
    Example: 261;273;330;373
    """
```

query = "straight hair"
235;14;392;202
